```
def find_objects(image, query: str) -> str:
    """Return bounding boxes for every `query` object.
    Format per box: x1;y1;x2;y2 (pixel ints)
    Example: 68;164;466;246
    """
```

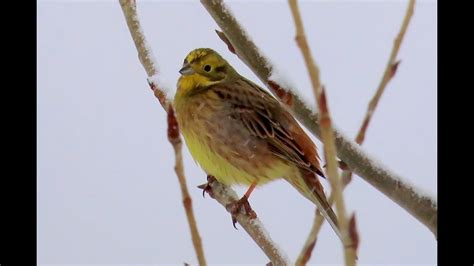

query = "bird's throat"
177;74;219;96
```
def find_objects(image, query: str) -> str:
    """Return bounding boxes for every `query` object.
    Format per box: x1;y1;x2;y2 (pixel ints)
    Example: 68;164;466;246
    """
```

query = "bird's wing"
210;78;325;178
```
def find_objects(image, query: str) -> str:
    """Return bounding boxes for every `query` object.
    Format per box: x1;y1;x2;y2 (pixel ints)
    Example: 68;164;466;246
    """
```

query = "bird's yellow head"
176;48;235;97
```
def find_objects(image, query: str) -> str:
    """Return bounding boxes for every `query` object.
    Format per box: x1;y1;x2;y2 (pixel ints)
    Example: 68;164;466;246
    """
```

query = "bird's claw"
197;175;217;198
226;195;257;229
197;183;212;198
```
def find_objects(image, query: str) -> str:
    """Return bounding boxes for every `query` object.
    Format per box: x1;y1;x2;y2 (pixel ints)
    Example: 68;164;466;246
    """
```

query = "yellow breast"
174;78;294;186
182;129;258;186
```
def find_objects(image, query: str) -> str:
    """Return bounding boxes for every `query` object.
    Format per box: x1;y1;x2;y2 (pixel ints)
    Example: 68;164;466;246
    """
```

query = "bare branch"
296;209;323;266
296;209;319;266
200;0;437;238
320;89;357;264
355;0;415;146
167;108;207;266
119;1;206;265
288;0;322;94
288;0;355;264
343;0;416;199
343;0;415;186
297;177;350;265
299;1;417;261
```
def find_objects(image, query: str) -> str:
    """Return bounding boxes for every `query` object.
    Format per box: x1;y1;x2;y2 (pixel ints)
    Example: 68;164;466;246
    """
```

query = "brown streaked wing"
210;78;325;178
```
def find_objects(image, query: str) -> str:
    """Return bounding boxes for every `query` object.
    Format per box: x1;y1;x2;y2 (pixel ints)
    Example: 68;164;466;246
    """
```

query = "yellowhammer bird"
174;48;342;241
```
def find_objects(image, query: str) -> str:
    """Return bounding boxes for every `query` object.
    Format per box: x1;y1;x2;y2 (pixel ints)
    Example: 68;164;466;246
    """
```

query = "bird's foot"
197;175;217;198
226;195;257;229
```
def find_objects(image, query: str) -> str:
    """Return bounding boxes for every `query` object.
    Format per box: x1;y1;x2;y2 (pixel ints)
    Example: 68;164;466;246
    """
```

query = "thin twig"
297;181;349;266
119;1;206;265
296;209;320;265
288;1;355;265
200;0;437;238
298;0;417;261
355;0;415;146
343;0;416;207
345;0;415;186
167;108;207;266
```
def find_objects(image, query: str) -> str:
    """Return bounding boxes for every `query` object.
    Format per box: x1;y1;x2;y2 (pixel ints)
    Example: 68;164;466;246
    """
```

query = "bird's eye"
204;65;212;72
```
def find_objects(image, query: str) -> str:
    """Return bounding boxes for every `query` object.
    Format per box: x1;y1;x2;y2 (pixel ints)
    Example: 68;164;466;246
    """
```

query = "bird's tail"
285;170;343;243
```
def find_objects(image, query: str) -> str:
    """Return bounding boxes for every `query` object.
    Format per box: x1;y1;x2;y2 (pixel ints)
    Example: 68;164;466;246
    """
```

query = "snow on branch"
204;177;292;265
200;0;437;239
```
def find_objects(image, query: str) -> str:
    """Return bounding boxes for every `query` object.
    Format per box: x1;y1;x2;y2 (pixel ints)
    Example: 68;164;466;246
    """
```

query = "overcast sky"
38;0;437;265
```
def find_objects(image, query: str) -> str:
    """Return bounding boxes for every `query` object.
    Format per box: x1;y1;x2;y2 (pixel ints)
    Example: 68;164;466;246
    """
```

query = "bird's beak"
179;63;195;76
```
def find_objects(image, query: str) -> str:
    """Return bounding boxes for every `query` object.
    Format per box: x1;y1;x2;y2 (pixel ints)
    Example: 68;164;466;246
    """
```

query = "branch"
344;0;415;186
296;179;352;266
119;0;168;109
288;0;355;264
298;0;416;261
295;209;320;266
200;0;437;238
167;108;207;266
355;0;415;146
119;1;206;265
204;178;292;265
320;90;357;263
343;0;416;201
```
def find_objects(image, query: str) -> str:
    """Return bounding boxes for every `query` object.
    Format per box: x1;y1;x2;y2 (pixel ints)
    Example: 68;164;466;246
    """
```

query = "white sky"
37;0;437;265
